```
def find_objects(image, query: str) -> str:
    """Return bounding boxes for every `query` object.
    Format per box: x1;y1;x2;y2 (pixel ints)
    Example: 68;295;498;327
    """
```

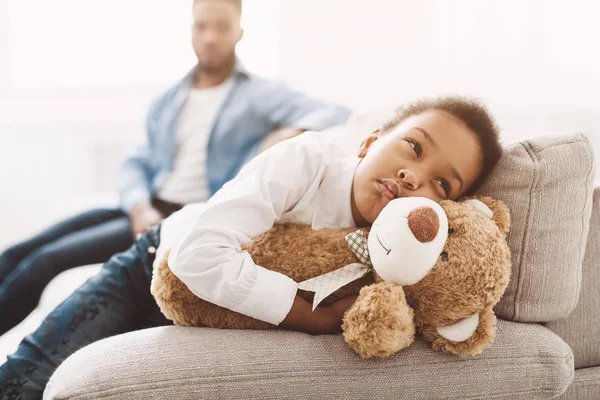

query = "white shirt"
159;131;360;326
158;77;234;204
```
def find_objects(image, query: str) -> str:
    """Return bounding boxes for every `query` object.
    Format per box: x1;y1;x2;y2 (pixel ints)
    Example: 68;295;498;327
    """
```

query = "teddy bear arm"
342;282;415;359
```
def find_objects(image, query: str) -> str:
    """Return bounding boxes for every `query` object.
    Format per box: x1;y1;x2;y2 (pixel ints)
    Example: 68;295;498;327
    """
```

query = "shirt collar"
181;56;249;90
312;156;361;230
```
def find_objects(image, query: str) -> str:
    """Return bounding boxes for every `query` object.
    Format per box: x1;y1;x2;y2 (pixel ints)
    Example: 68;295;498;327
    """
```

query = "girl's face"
351;110;484;226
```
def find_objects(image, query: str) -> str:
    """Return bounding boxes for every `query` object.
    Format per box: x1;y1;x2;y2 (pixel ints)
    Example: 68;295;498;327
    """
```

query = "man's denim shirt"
116;59;351;211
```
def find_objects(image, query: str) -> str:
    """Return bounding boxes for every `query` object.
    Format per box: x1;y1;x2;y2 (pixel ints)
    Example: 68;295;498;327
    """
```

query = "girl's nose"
397;169;420;190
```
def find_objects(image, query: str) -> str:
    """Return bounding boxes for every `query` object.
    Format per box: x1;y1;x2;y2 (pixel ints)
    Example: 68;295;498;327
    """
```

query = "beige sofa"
44;131;598;399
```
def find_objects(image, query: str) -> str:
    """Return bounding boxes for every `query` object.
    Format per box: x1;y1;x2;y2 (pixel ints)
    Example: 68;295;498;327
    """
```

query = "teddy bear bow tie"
297;230;373;310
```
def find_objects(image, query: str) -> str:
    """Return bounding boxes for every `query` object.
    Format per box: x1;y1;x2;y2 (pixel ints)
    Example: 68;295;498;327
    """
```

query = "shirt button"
147;246;156;254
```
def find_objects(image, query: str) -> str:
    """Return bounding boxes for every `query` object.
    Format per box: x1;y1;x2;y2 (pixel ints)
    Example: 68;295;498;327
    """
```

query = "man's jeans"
0;199;182;336
0;208;133;336
0;225;171;400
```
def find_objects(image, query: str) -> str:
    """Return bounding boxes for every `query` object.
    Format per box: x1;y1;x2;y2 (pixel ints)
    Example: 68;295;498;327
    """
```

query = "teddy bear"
151;196;511;359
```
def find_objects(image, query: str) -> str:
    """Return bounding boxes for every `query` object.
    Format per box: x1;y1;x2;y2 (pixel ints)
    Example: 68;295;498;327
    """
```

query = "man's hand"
257;128;305;154
128;202;164;237
280;294;358;335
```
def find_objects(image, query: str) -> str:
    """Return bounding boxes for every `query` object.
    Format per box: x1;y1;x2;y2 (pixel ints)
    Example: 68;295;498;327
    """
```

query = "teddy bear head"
366;196;511;356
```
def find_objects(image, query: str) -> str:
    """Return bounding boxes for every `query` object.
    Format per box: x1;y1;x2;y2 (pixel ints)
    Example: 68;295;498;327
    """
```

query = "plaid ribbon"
298;229;372;310
344;229;373;268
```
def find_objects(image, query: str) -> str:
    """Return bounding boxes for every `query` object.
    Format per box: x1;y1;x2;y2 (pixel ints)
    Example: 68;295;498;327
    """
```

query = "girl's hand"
280;295;358;335
323;295;359;333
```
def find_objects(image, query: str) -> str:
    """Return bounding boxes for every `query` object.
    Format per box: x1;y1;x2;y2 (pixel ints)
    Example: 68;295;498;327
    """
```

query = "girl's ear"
418;304;497;356
357;129;381;158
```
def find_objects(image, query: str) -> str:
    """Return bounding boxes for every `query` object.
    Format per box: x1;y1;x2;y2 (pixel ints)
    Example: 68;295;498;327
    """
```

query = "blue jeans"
0;199;182;336
0;208;133;336
0;225;171;400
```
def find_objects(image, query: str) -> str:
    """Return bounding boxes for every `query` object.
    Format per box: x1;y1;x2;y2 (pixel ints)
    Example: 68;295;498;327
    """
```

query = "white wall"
276;0;600;113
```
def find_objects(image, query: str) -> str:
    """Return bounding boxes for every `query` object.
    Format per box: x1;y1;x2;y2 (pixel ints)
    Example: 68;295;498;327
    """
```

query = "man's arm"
249;82;351;155
116;97;165;234
116;143;153;212
260;81;352;132
256;127;305;154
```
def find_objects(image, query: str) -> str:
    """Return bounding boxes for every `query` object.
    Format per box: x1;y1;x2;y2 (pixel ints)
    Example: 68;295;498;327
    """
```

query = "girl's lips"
377;179;399;200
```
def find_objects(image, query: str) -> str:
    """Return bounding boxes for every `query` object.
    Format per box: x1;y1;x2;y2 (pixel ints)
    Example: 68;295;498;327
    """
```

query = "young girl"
0;96;501;399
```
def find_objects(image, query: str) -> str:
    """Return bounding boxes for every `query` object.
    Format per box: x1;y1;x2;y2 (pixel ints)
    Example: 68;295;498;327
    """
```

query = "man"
0;0;350;338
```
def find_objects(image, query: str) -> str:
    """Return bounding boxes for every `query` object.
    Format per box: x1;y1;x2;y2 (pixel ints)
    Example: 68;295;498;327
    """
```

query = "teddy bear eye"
440;251;448;261
448;228;455;236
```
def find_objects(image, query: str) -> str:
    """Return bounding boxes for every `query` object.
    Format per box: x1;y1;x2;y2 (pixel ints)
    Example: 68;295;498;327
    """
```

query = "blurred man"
0;0;350;337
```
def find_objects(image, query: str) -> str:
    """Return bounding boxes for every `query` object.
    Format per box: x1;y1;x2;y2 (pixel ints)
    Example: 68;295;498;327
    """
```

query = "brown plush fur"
342;282;415;358
403;197;511;356
151;196;511;358
151;224;375;330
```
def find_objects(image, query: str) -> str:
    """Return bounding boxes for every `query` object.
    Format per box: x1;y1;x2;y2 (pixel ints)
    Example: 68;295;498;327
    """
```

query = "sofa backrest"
478;134;596;322
546;187;600;369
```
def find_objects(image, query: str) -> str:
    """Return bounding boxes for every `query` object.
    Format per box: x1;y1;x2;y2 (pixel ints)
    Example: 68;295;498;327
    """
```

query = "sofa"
42;120;598;399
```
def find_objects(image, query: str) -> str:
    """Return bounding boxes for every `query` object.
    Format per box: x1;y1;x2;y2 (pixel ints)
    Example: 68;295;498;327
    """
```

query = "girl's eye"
435;179;451;198
407;140;422;157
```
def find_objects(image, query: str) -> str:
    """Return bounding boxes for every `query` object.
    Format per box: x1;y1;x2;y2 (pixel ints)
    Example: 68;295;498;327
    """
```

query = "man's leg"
0;208;128;284
0;226;171;400
0;216;134;335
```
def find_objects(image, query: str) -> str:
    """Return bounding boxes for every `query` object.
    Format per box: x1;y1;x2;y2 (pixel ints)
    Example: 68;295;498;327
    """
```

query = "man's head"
192;0;243;72
351;96;501;226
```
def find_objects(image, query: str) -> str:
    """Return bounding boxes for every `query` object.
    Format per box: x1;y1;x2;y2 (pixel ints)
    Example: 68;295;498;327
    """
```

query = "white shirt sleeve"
167;137;325;325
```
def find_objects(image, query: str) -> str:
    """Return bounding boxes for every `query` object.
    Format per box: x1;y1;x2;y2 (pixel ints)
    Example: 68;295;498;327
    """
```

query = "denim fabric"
0;198;183;336
116;58;351;211
0;208;132;336
0;225;169;400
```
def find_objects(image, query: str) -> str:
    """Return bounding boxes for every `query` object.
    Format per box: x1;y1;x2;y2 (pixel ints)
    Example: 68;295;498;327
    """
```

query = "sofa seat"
558;367;600;400
45;320;573;400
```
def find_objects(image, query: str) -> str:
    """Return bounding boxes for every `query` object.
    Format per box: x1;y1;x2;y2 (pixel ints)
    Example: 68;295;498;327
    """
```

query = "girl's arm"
169;136;332;330
281;295;359;334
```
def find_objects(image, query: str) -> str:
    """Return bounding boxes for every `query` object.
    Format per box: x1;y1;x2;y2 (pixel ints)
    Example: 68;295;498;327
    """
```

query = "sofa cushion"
546;187;600;368
556;367;600;400
478;134;596;322
45;322;573;400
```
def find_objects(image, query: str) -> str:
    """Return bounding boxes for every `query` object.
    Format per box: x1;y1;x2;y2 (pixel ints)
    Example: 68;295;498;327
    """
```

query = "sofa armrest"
45;320;573;400
547;187;600;369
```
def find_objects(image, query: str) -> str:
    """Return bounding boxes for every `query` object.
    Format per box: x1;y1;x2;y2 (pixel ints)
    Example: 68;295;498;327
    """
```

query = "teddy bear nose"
407;207;439;243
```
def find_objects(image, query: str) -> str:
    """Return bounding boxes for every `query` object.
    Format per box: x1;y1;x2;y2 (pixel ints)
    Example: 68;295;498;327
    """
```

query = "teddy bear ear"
436;313;480;342
464;196;511;235
419;304;497;356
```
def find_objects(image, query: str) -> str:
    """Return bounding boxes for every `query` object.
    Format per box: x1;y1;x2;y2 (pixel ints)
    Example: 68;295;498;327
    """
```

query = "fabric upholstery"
478;134;596;322
45;321;573;400
546;187;600;368
556;367;600;400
